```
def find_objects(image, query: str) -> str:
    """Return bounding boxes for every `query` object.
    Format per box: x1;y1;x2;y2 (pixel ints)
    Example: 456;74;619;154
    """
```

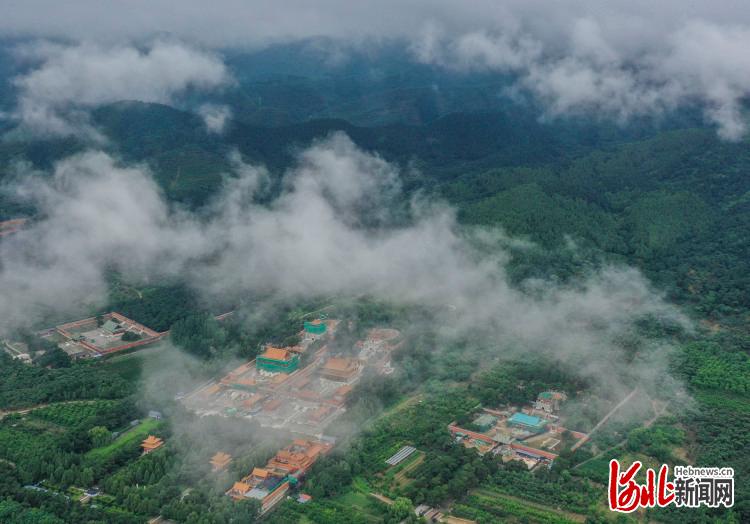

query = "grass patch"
85;418;162;462
324;488;383;523
351;476;371;493
336;490;370;506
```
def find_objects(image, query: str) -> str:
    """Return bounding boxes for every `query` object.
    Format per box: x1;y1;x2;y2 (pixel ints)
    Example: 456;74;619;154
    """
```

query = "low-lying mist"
0;132;689;398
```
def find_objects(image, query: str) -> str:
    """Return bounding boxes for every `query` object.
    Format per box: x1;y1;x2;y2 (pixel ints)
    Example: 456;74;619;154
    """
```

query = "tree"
121;331;141;342
34;347;72;368
170;313;226;359
88;426;111;448
388;497;416;523
80;468;94;487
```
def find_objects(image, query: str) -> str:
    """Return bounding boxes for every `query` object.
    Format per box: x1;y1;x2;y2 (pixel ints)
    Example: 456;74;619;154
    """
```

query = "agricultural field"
455;488;584;524
0;416;65;477
390;451;425;488
30;400;126;427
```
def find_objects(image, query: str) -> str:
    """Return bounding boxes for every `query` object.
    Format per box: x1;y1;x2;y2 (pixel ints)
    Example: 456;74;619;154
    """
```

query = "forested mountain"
442;129;750;322
1;97;747;324
0;41;749;522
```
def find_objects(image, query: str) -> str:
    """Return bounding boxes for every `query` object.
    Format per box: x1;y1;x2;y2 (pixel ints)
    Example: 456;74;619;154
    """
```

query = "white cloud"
661;21;750;140
0;152;202;326
0;134;687;393
2;2;750;138
411;15;750;139
11;41;231;138
198;103;232;133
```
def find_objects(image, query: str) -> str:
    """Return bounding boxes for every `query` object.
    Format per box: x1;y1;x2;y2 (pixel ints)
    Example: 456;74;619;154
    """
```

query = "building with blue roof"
507;412;547;433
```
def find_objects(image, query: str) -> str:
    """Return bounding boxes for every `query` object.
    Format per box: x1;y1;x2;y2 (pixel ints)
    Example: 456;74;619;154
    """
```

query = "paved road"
573;396;668;470
571;388;638;452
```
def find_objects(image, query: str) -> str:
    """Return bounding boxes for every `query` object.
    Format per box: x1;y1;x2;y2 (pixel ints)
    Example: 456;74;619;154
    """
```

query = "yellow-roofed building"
210;452;233;471
141;435;164;454
256;346;300;373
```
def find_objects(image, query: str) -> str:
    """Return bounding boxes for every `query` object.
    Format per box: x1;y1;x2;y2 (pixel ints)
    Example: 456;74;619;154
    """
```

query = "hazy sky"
1;1;747;48
3;1;750;138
